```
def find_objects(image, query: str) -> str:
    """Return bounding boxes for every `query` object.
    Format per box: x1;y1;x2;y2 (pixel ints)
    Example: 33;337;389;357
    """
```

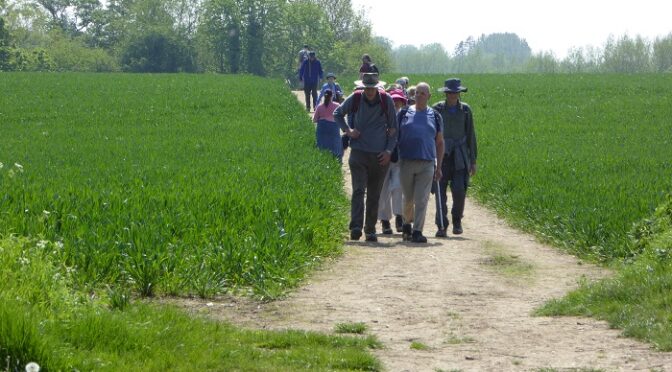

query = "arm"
465;107;477;176
298;60;305;81
312;106;320;123
333;94;353;133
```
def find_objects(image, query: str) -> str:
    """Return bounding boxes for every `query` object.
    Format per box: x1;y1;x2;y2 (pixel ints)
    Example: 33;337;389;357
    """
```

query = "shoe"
435;229;447;238
411;230;427;243
452;219;463;235
381;220;393;234
395;215;403;232
350;228;362;240
402;224;412;241
365;233;378;242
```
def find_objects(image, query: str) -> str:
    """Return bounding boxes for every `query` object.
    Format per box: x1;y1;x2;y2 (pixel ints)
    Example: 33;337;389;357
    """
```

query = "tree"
526;51;558;73
652;33;672;73
602;34;651;73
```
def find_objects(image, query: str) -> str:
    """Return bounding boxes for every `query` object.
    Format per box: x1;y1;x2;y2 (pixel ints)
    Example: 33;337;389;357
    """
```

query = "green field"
400;73;672;261
3;72;672;368
0;73;382;371
1;73;348;299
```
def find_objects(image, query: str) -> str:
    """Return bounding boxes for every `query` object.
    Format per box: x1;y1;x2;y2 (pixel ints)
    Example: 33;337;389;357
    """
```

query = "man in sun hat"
433;78;477;236
317;72;343;103
334;73;398;242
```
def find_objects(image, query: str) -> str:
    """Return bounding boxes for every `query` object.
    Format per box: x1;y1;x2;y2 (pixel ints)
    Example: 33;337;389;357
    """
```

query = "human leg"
450;168;469;234
348;150;368;238
364;154;389;236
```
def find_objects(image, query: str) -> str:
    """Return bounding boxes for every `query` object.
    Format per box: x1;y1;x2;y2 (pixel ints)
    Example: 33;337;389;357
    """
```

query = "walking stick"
436;179;445;231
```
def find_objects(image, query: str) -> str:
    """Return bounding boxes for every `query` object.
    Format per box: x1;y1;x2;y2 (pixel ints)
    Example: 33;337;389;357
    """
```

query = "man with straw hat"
334;73;398;242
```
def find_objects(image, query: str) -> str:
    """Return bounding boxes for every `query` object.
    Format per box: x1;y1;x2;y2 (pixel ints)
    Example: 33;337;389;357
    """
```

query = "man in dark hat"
433;78;477;236
299;51;323;111
334;73;398;242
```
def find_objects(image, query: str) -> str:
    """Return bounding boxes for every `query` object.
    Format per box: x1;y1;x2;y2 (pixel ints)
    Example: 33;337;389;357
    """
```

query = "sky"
349;0;672;59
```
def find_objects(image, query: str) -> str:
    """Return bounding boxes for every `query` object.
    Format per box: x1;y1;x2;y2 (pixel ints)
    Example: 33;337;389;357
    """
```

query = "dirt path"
175;92;672;371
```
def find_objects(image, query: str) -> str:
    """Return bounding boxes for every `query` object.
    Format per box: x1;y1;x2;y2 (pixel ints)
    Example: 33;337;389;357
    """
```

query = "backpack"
342;90;390;149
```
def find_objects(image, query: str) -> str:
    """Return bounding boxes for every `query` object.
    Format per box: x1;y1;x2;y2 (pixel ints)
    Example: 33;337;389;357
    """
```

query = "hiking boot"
365;233;378;242
350;228;362;240
452;219;463;235
411;230;427;243
435;228;447;238
381;220;393;235
395;215;403;232
401;224;413;241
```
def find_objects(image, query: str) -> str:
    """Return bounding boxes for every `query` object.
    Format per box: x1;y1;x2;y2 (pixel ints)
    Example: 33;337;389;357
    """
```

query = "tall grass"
0;73;348;299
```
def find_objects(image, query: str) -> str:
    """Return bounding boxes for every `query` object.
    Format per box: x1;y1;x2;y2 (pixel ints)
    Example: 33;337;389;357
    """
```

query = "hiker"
358;54;379;79
312;89;343;161
317;72;343;104
406;85;417;106
378;88;407;234
397;83;444;243
334;73;398;242
299;51;323;112
433;78;477;236
296;44;310;88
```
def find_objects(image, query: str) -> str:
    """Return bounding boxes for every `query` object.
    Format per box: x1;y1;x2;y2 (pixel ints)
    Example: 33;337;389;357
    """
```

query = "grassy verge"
0;236;382;371
536;195;672;350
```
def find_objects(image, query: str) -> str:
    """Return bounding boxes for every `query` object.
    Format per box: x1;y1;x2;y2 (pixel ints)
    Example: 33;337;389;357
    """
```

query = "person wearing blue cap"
433;78;477;236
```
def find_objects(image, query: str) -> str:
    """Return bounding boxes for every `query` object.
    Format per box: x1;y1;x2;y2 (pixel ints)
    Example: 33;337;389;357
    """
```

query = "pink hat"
389;89;407;104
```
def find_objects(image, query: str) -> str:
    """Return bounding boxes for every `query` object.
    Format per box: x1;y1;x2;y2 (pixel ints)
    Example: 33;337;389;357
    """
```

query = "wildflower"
14;163;24;173
25;362;40;372
37;240;48;249
0;161;3;169
55;241;64;249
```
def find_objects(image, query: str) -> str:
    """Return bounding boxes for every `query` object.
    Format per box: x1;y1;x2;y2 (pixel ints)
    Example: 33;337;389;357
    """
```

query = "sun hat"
388;88;407;104
438;78;467;93
326;72;336;79
354;73;386;89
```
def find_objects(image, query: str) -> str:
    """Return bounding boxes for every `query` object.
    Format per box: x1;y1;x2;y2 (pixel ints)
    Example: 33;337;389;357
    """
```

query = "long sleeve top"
333;91;398;154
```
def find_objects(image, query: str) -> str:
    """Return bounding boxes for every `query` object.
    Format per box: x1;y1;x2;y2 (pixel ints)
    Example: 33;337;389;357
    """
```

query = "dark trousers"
303;83;318;110
349;149;389;234
435;153;469;228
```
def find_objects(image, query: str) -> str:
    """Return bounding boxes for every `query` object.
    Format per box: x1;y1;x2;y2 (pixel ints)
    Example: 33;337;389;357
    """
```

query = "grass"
409;341;430;350
335;322;368;335
480;241;535;279
536;195;672;351
0;72;348;300
0;73;380;371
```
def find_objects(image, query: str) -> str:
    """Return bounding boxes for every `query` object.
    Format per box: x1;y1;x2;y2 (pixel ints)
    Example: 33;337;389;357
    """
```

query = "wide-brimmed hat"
326;72;336;79
354;73;385;89
388;88;407;104
438;78;467;93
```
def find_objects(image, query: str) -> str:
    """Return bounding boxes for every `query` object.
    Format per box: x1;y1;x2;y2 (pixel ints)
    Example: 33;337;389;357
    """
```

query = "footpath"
177;92;672;371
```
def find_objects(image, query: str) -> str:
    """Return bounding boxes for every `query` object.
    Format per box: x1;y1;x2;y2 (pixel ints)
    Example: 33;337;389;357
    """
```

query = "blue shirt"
398;107;442;161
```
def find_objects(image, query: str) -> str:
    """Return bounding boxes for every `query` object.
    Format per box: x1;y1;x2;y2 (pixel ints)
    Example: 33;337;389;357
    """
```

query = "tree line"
1;1;670;75
0;0;390;77
393;32;672;74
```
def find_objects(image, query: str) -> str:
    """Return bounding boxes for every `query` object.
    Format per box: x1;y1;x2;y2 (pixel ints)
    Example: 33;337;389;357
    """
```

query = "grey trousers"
400;159;435;233
349;149;389;234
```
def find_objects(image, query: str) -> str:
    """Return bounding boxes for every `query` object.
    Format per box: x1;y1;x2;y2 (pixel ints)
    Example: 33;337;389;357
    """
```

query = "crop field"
0;72;348;299
403;73;672;261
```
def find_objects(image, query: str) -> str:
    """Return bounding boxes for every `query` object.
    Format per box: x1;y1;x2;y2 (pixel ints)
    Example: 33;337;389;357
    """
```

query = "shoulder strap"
379;90;389;122
352;91;362;114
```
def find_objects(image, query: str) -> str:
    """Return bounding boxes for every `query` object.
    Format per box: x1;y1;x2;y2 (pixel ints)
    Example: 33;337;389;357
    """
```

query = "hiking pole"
436;178;445;232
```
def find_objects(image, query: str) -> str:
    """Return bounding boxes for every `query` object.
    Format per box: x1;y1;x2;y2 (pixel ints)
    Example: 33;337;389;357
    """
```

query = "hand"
348;128;361;139
434;167;442;181
470;163;477;177
377;151;391;167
